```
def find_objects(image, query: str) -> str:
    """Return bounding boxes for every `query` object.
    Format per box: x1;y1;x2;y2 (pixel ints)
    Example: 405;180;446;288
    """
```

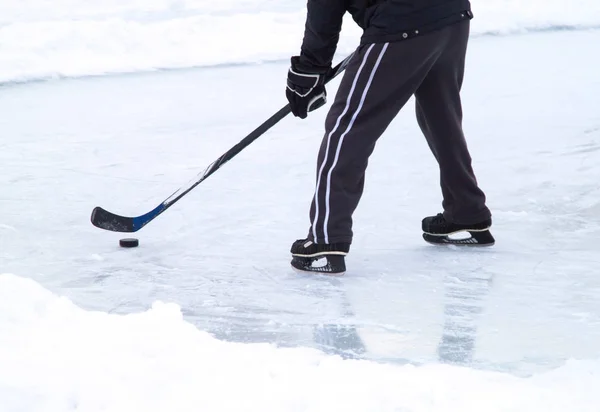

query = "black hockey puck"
119;238;139;248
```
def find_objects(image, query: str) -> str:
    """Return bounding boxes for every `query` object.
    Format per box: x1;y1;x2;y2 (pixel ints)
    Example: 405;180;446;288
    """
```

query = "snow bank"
0;273;599;412
1;0;599;84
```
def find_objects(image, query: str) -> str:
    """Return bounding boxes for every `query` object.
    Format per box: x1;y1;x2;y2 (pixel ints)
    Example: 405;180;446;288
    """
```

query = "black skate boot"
290;238;349;276
422;213;495;246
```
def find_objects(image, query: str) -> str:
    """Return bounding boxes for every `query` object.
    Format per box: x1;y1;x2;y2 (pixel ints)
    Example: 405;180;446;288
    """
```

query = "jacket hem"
360;10;473;45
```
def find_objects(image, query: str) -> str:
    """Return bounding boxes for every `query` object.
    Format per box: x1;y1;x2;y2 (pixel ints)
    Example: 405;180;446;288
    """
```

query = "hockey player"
286;0;494;275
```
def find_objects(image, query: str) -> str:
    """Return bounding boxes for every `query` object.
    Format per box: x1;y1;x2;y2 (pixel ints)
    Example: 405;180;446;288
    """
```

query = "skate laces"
432;213;447;226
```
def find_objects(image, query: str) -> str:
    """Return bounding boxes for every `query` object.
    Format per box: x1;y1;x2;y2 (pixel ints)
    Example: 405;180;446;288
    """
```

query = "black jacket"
296;0;473;73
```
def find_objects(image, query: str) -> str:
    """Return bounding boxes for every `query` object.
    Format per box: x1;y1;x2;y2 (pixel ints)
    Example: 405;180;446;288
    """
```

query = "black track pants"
307;20;491;244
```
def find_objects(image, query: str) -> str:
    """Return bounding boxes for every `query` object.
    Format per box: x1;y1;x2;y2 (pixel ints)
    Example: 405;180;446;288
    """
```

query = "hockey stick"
91;53;355;232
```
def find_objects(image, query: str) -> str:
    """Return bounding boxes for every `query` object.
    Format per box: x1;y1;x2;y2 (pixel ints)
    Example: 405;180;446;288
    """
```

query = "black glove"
286;57;328;119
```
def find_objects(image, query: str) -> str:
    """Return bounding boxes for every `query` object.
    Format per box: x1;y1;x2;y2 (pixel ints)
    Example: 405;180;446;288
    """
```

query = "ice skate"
290;238;349;276
422;213;494;246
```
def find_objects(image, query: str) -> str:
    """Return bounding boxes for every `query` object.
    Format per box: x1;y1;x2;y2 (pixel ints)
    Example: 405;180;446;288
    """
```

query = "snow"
1;0;600;83
1;1;600;411
1;273;599;412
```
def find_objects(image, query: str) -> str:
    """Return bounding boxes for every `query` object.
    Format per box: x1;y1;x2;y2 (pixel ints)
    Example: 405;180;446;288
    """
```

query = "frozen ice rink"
1;1;600;411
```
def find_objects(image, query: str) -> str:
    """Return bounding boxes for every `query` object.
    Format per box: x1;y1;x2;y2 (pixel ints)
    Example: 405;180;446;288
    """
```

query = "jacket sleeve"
295;0;348;74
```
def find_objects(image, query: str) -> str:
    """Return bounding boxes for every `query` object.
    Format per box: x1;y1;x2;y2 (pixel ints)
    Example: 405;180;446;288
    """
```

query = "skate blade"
423;230;495;246
290;255;346;276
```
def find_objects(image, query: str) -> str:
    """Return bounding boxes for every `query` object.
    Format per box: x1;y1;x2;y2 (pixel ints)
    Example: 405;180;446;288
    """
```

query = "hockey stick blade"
90;53;354;233
91;204;165;232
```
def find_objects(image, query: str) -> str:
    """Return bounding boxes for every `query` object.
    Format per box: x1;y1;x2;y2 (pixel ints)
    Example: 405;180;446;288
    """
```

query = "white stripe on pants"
311;43;389;243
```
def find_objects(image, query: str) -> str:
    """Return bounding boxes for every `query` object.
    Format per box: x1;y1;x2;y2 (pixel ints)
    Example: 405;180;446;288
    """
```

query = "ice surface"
1;2;600;410
1;0;600;83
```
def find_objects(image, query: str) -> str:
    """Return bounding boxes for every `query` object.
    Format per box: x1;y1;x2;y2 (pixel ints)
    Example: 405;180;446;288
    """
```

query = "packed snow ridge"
1;0;599;83
0;273;599;412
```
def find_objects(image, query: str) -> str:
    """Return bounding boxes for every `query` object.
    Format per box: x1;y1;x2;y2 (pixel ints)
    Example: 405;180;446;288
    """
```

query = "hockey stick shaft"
91;53;355;232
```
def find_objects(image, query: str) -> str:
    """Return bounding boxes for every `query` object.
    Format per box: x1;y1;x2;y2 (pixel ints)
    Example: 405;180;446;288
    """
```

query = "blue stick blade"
132;205;165;231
